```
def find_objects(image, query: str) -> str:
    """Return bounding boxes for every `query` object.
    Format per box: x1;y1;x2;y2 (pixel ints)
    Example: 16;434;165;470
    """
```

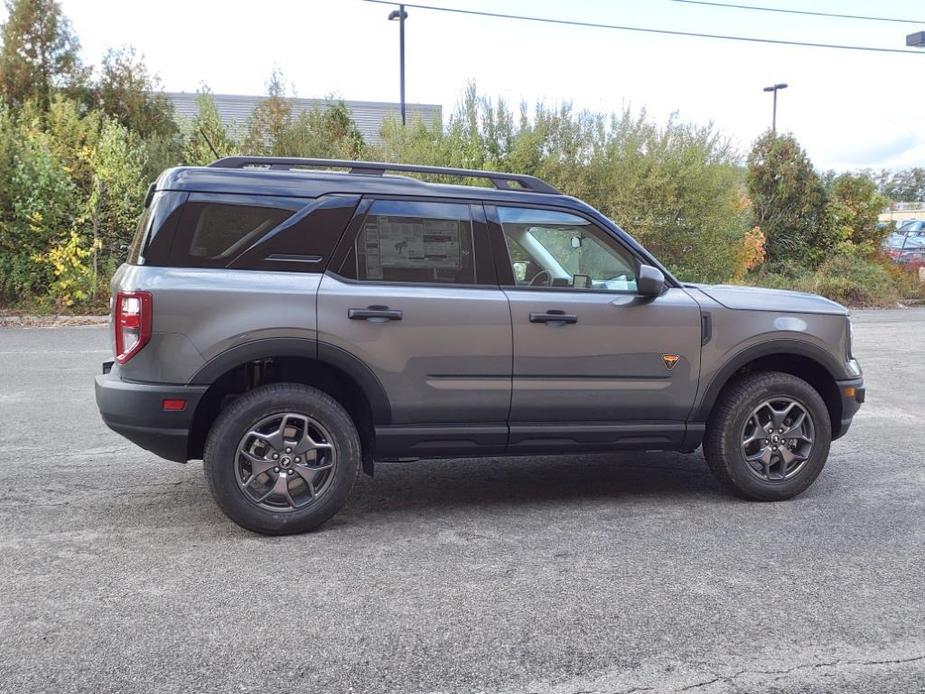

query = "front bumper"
95;363;207;462
834;376;865;440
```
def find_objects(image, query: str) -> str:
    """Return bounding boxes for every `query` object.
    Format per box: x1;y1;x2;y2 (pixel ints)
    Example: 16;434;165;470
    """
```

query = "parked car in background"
884;220;925;268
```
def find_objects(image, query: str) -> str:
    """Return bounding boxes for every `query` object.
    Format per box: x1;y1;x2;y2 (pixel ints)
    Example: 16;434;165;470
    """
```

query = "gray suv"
95;157;865;535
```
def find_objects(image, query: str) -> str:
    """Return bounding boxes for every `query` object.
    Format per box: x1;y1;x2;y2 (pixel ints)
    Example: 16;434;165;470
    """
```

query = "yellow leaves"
732;226;767;282
32;230;97;308
736;189;752;213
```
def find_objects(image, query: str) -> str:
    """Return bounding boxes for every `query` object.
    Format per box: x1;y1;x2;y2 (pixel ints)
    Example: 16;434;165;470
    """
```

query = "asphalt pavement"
0;310;923;693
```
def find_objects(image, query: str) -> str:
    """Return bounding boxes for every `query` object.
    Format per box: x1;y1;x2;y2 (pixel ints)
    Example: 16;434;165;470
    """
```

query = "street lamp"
907;32;925;48
388;5;408;125
763;83;788;134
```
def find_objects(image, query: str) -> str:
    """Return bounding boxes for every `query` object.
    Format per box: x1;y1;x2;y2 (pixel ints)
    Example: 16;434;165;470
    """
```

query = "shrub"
810;253;900;307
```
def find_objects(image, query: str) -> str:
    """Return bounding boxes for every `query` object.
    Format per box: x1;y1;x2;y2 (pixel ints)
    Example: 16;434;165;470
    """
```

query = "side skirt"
374;421;693;459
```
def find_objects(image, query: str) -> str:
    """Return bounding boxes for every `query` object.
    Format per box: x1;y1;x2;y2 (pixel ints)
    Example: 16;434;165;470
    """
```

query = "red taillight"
114;291;152;364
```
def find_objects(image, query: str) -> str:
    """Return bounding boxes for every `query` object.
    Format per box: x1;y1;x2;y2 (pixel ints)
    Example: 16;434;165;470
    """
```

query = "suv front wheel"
703;371;832;501
203;383;361;534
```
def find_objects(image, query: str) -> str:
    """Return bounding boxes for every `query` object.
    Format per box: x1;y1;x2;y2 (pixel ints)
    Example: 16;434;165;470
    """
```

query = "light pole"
763;83;788;134
906;31;925;48
388;5;408;125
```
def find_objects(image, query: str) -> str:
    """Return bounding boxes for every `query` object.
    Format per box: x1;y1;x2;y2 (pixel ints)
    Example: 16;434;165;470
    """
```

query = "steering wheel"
529;270;550;287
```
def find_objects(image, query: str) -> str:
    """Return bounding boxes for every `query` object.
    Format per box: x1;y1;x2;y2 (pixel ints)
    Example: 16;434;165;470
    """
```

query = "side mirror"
636;264;665;297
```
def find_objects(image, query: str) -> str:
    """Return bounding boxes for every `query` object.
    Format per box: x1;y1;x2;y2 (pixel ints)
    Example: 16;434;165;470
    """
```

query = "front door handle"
529;310;578;324
348;306;403;322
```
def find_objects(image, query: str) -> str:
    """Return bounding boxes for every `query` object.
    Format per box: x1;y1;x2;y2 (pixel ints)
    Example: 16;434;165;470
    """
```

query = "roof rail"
207;156;562;195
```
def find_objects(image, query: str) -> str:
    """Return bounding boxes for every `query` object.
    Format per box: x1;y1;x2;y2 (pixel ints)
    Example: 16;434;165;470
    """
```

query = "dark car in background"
885;220;925;268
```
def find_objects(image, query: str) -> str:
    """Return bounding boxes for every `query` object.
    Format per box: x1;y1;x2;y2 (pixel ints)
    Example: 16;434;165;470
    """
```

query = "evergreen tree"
746;132;829;267
0;0;88;110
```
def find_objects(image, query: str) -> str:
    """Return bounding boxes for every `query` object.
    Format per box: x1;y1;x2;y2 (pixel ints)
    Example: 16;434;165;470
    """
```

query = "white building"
166;92;442;146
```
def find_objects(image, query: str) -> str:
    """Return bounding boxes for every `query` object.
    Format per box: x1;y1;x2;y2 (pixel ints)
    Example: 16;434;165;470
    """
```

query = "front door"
487;204;702;451
318;198;511;457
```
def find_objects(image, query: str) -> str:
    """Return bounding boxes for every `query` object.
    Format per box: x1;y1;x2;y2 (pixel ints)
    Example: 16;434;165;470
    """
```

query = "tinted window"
127;191;187;266
228;195;360;273
344;200;475;284
497;207;637;291
184;204;291;259
169;195;303;268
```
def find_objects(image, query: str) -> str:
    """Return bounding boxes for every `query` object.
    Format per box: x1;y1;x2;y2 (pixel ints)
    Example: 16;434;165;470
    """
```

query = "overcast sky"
13;0;925;170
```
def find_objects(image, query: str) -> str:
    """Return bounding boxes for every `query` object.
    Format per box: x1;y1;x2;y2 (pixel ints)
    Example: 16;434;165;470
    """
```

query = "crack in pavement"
677;654;925;690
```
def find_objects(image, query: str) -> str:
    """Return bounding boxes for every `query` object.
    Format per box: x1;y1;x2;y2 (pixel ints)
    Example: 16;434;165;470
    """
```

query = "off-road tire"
203;383;361;535
703;371;831;501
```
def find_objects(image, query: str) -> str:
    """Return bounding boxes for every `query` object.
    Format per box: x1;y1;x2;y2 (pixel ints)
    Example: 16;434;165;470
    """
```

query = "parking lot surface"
1;309;923;693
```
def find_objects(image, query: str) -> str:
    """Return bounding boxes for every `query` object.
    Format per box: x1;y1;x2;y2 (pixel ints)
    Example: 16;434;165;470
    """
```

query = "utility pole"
762;83;788;134
388;5;408;125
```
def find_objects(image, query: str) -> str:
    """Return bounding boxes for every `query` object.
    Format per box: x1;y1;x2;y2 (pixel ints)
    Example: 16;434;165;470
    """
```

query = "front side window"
497;207;637;291
348;200;475;284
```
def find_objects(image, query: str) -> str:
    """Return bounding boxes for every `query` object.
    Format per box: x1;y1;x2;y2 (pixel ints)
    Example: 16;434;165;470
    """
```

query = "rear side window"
187;204;290;259
339;200;475;285
228;195;360;272
169;195;300;268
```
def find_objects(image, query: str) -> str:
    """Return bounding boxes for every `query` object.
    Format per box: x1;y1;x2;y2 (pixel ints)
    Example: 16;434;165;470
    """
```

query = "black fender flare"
692;338;847;423
188;337;391;424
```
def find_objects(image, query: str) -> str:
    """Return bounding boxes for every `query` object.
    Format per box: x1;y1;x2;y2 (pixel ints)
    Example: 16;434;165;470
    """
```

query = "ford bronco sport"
95;157;865;535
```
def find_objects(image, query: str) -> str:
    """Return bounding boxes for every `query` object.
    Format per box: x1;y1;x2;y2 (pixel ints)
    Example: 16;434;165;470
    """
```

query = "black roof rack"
207;156;562;195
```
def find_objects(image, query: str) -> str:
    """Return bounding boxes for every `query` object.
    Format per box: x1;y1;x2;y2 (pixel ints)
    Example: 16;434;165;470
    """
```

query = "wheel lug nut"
274;467;280;472
272;453;279;459
295;457;301;463
285;447;292;453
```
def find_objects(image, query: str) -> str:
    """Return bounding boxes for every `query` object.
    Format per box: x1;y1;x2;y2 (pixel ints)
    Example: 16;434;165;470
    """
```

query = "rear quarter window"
169;195;302;268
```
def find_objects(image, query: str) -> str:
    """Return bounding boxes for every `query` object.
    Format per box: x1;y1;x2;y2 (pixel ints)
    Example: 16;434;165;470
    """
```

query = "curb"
0;314;109;328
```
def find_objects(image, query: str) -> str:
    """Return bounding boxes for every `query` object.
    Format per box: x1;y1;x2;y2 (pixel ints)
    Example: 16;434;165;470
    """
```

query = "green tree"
0;0;88;110
746;132;829;267
181;86;237;166
243;69;292;156
826;172;888;254
82;118;148;282
96;45;176;139
282;100;366;159
0;108;81;299
879;167;925;203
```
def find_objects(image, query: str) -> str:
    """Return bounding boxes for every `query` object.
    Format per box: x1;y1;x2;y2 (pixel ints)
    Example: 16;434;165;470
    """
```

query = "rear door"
317;198;512;457
487;204;702;451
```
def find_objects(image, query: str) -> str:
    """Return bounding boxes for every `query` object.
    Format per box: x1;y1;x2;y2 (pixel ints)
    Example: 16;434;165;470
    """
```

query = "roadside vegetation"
1;0;922;312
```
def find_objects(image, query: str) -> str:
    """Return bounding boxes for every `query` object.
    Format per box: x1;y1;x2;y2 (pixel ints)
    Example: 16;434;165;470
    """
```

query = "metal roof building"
166;92;442;145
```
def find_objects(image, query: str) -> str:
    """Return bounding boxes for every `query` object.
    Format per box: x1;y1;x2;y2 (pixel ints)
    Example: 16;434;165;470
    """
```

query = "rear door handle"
529;310;578;324
348;306;403;322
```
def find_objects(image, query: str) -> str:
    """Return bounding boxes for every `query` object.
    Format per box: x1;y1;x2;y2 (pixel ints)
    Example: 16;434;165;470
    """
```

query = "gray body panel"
316;273;512;425
503;287;702;423
111;264;321;384
693;283;848;315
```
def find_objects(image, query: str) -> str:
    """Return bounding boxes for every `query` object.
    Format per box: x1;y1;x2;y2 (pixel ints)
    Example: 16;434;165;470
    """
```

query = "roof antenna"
199;127;220;160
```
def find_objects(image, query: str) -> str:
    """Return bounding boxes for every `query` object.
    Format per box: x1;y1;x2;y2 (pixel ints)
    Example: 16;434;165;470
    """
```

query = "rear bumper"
95;364;207;462
834;376;865;440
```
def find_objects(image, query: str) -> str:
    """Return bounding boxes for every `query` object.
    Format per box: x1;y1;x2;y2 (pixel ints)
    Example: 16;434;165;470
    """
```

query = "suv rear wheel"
703;371;832;501
203;383;361;535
